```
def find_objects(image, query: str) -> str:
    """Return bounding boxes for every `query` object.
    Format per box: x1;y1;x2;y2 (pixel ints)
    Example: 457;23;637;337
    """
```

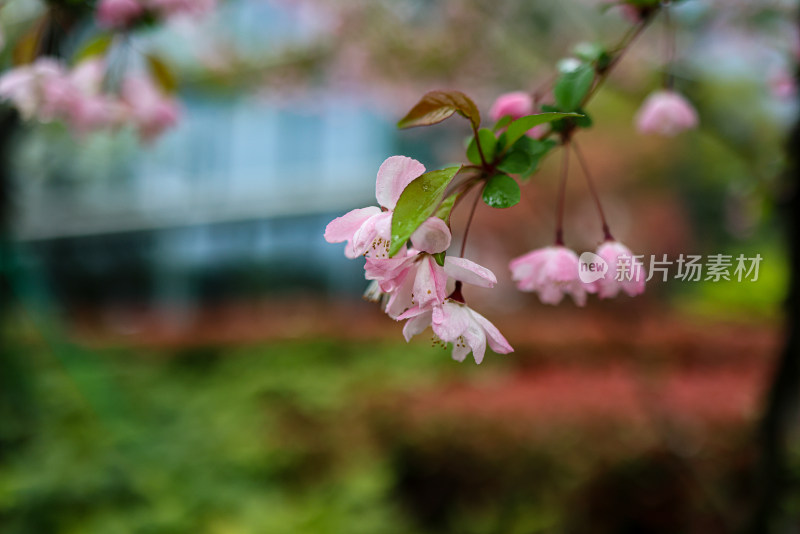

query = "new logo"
578;252;608;283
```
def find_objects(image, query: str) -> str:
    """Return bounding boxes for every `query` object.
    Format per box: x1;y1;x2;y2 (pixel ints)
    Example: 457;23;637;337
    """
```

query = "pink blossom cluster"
96;0;216;30
509;241;646;306
0;58;180;141
325;156;514;364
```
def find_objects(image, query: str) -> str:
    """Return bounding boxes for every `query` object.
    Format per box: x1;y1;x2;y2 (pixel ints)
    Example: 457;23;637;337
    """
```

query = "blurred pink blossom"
489;91;546;138
64;59;124;134
96;0;145;29
0;59;69;121
769;66;797;100
121;76;181;141
148;0;216;19
635;90;698;136
593;241;646;299
490;91;533;121
509;246;592;306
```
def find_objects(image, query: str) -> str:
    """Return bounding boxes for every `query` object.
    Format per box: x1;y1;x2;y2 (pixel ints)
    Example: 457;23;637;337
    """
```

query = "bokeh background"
1;0;798;532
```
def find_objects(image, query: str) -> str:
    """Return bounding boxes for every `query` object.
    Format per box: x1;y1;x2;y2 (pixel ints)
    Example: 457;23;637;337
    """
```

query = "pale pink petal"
385;272;416;319
410;217;451;254
431;301;470;342
402;309;433;341
413;256;447;309
451;341;471;362
462;322;487;364
352;211;391;258
469;309;514;355
364;253;413;282
444;256;497;288
375;156;425;210
324;206;381;258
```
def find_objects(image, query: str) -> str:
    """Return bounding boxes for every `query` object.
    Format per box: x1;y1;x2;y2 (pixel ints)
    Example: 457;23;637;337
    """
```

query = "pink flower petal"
324;206;381;258
413;255;447;309
469;309;514;355
375;156;425;210
402;309;433;341
352;211;391;258
364;254;413;282
432;301;470;341
410;217;451;254
444;256;497;288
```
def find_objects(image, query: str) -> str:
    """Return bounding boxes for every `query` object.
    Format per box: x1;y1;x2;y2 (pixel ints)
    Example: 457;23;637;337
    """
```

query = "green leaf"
390;166;462;257
515;137;558;178
542;106;592;133
573;42;605;63
397;90;481;130
504;112;582;148
497;149;532;174
493;115;512;132
433;252;446;267
482;174;521;209
466;128;497;165
554;64;595;112
435;192;459;223
146;54;178;93
12;17;47;66
73;35;113;64
573;107;593;128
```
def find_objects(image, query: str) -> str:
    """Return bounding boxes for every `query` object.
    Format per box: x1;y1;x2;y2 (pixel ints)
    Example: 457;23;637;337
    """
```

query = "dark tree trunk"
747;12;800;533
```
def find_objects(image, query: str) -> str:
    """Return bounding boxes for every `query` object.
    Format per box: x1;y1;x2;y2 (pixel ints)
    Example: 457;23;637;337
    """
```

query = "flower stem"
581;16;654;107
662;1;676;90
555;141;570;246
471;124;488;167
460;186;482;257
572;140;614;242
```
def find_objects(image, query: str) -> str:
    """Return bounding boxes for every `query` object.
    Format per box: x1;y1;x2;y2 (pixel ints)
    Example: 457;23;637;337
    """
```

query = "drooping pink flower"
120;75;181;141
325;156;450;259
401;300;513;364
509;246;592;306
592;241;646;299
366;253;494;319
96;0;145;29
635;90;698;136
